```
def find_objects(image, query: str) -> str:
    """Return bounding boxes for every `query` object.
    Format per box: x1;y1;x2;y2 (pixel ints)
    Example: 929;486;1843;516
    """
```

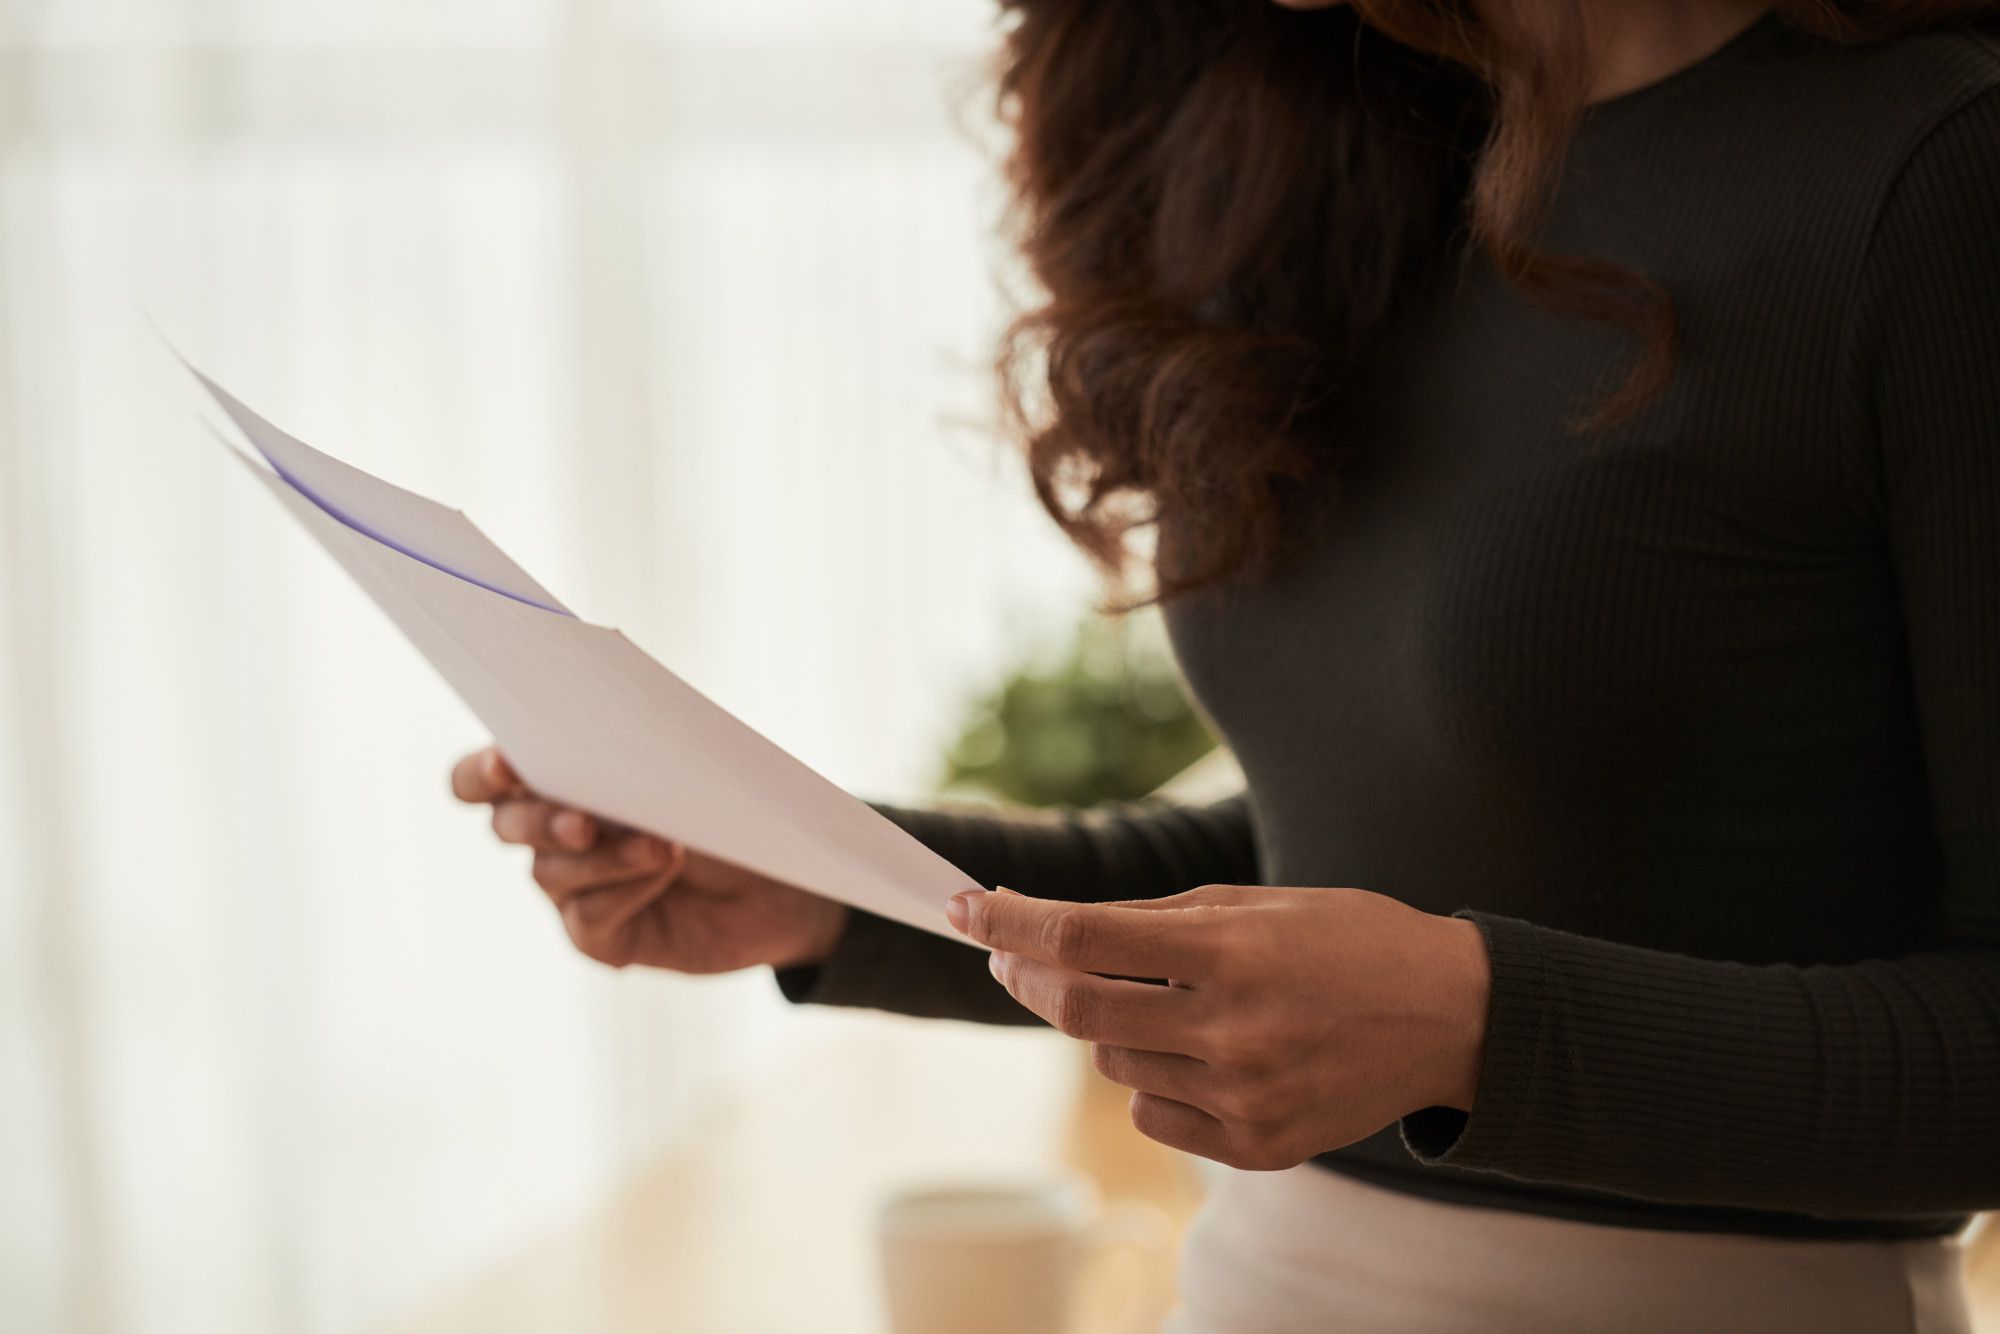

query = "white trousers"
1166;1165;1974;1334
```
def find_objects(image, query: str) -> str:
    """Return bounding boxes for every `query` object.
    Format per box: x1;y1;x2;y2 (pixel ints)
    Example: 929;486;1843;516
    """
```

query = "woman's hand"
450;745;848;974
946;884;1491;1172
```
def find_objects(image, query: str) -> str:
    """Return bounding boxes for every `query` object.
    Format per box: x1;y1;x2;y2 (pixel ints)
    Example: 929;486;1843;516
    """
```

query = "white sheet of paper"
194;365;981;943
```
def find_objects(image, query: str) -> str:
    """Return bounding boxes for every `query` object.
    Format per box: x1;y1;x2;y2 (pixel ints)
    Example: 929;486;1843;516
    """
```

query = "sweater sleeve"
771;791;1260;1024
1400;87;2000;1218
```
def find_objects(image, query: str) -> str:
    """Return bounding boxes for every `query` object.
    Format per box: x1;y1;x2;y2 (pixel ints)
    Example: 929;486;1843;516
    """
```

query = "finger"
534;834;684;902
1091;1044;1222;1114
492;798;599;851
989;952;1200;1052
952;889;1212;980
1128;1092;1234;1164
451;746;521;803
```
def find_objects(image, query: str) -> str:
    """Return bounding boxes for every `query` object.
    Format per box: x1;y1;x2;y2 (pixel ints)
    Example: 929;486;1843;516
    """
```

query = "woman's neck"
1580;0;1773;105
1272;0;1777;109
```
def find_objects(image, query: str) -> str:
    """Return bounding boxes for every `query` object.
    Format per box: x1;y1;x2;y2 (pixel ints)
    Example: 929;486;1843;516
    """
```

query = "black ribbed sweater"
779;12;2000;1238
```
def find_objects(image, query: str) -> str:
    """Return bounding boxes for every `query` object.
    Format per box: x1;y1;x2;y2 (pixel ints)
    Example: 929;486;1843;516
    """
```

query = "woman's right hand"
450;745;849;974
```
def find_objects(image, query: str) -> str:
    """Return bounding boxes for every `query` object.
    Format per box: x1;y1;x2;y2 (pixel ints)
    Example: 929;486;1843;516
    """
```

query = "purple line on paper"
256;455;574;616
164;328;575;618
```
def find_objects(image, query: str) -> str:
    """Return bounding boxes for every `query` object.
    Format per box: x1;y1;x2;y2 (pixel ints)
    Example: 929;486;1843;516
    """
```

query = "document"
185;357;982;943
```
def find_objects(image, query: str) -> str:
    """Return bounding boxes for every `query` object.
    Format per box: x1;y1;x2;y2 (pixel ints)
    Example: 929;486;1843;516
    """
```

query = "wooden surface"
371;1014;1105;1334
371;993;1999;1334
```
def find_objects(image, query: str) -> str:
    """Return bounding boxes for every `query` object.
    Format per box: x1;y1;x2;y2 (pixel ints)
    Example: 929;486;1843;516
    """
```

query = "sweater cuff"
1401;910;1553;1169
771;905;920;1010
771;799;983;1013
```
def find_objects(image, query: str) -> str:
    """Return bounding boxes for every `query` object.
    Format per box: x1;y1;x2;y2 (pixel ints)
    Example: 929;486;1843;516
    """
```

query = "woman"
452;1;2000;1328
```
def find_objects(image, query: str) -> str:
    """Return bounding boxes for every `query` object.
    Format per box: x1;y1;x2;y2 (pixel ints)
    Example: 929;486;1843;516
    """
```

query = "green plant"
940;612;1217;809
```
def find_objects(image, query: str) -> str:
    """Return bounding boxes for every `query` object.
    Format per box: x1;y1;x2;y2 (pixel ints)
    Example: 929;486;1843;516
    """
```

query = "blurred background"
0;0;1238;1329
4;3;1997;1332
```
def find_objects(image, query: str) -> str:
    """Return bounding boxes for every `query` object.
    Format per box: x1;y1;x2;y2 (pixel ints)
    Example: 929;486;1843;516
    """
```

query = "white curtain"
0;1;1093;1329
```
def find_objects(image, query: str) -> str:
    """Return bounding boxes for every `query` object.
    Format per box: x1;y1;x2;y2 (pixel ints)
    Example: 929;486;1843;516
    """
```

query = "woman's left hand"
946;883;1491;1171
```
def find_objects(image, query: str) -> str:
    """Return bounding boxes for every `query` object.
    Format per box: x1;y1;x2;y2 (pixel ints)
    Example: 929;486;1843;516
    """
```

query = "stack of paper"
184;355;980;943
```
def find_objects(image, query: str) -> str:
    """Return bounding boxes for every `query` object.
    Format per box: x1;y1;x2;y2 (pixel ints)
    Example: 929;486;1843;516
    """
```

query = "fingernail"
987;950;1007;981
995;885;1023;897
484;751;506;781
621;834;658;866
946;890;980;933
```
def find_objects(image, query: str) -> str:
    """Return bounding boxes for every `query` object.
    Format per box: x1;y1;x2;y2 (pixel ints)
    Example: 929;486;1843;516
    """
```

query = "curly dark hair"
994;1;1998;602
